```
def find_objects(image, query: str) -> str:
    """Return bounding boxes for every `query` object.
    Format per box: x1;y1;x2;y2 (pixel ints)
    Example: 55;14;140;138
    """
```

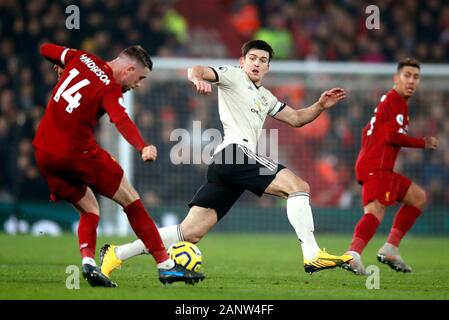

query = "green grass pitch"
0;233;448;300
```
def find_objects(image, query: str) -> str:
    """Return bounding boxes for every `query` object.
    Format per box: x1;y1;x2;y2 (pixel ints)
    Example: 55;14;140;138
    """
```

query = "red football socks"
349;213;380;254
124;199;169;263
78;212;99;259
387;205;422;247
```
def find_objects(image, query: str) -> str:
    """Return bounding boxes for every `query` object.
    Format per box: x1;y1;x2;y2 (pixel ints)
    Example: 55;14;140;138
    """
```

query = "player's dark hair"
397;57;420;72
121;45;153;70
242;40;274;62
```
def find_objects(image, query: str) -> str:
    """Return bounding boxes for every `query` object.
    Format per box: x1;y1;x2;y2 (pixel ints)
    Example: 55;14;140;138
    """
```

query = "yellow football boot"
99;244;122;278
304;249;353;274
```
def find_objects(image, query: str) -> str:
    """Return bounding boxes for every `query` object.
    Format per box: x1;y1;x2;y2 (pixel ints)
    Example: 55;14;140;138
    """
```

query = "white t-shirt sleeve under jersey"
212;66;242;88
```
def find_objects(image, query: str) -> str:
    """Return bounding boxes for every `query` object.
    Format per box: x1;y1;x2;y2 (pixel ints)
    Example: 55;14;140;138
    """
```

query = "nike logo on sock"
80;243;88;249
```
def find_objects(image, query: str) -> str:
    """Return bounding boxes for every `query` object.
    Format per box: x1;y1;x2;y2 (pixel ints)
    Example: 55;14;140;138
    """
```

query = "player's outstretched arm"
274;88;346;128
385;129;438;150
424;136;439;150
113;116;152;160
383;107;438;149
40;43;76;67
317;88;347;110
141;145;157;161
102;86;153;160
386;131;425;148
187;66;216;95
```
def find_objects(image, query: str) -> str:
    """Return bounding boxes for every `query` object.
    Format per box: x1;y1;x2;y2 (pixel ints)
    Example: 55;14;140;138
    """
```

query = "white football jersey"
211;66;284;154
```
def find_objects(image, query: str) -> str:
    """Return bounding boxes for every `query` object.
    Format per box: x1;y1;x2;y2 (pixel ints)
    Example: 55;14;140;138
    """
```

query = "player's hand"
191;79;212;95
141;145;157;162
424;136;439;150
318;88;346;109
53;64;64;80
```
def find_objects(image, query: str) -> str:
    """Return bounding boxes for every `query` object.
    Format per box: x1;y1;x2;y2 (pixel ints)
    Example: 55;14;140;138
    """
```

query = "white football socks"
347;250;361;260
82;257;97;266
157;258;175;270
115;224;184;261
115;239;147;260
159;224;184;248
286;192;321;260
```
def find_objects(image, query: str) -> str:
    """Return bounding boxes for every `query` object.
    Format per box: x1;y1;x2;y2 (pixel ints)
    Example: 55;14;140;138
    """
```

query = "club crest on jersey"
396;114;404;126
254;99;265;110
260;95;269;107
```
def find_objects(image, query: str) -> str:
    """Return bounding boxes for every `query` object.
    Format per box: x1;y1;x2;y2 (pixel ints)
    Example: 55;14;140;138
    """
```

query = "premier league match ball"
167;241;202;272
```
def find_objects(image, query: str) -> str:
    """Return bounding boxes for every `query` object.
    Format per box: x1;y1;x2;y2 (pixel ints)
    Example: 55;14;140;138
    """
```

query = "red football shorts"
360;171;412;206
35;148;124;203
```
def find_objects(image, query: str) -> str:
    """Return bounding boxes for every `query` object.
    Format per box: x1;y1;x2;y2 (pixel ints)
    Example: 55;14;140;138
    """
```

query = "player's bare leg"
103;175;205;284
73;187;117;287
342;200;385;275
180;206;218;243
378;183;426;273
111;175;173;268
111;174;139;206
264;168;352;273
73;187;100;215
100;205;216;272
100;206;216;278
402;183;427;210
111;176;172;270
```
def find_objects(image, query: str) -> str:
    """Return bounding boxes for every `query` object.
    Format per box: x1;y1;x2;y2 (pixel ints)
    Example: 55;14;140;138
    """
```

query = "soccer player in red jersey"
33;43;204;287
342;58;439;275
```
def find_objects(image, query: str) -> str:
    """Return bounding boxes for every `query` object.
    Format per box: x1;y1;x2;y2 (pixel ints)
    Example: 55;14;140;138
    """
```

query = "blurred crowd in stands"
129;76;449;210
1;0;448;209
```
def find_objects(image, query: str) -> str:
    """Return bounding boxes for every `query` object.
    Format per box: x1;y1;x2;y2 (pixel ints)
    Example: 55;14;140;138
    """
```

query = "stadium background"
1;0;448;237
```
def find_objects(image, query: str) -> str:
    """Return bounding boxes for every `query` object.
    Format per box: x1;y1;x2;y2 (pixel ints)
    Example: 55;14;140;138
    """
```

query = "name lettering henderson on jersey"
79;54;110;85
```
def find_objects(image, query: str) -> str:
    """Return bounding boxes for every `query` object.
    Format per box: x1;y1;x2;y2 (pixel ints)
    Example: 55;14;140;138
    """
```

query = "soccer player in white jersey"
100;40;353;276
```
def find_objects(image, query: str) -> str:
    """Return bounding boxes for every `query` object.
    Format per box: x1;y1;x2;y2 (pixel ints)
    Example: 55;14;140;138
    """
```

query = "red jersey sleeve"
102;86;148;153
40;43;77;67
386;132;425;148
383;97;425;148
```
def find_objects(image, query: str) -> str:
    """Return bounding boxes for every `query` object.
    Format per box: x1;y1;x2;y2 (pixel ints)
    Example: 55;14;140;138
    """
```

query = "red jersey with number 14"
355;89;425;182
33;43;146;159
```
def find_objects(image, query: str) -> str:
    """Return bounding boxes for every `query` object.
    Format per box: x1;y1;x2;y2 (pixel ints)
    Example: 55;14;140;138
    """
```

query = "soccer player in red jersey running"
33;43;204;287
342;58;439;275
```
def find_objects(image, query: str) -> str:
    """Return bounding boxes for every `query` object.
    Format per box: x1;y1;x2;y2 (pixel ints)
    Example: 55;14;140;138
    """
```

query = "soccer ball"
167;241;202;272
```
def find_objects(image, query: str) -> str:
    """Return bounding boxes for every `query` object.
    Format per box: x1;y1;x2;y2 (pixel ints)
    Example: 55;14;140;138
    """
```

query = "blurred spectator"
253;13;293;59
162;4;189;45
230;0;261;39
